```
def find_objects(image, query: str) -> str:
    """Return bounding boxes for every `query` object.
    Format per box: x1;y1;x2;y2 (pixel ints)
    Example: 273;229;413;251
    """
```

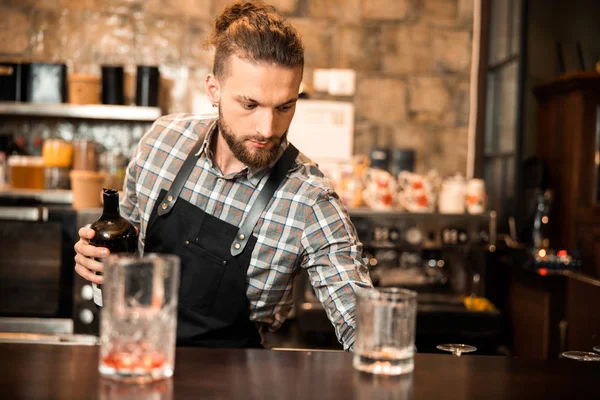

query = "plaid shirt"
120;114;372;350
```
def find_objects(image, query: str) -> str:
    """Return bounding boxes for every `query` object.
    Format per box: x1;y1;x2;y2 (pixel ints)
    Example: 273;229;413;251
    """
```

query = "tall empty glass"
353;288;417;375
99;254;180;382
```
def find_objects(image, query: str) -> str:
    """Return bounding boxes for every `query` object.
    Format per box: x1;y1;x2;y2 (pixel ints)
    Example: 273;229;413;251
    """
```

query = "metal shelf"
0;102;161;122
0;188;72;205
347;208;492;219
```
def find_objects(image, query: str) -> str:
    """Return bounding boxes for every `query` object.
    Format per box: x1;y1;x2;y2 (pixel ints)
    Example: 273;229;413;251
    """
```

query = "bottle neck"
101;191;120;218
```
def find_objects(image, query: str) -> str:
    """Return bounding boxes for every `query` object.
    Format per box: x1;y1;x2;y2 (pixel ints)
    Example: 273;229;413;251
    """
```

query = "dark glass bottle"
532;189;552;250
89;188;138;307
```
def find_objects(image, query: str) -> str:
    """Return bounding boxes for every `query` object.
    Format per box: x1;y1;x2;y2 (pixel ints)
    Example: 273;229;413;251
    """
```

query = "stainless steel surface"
0;317;73;334
0;102;161;121
0;206;48;221
351;212;494;251
0;188;72;204
73;210;102;335
0;332;97;345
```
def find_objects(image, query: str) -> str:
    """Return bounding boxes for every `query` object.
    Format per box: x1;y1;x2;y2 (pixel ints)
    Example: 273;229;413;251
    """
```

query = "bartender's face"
207;54;302;169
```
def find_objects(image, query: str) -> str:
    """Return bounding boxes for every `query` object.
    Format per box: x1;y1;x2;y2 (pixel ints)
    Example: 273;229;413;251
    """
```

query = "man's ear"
205;74;221;106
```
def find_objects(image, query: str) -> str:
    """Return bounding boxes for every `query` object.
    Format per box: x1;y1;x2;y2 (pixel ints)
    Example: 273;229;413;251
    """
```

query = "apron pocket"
179;243;228;315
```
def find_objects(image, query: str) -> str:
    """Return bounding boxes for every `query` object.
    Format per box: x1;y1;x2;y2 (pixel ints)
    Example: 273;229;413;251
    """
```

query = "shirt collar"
194;118;217;161
196;119;290;187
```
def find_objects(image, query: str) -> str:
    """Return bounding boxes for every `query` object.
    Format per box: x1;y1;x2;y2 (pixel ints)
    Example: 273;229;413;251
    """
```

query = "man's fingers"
74;225;107;285
78;226;96;240
74;264;103;285
74;240;109;259
74;253;104;273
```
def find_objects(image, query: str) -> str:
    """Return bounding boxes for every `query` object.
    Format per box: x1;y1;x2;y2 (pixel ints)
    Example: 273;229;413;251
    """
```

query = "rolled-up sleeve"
300;190;373;350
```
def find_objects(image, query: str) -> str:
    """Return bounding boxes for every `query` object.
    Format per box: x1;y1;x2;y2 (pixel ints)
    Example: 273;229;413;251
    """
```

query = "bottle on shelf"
532;189;552;250
89;188;138;307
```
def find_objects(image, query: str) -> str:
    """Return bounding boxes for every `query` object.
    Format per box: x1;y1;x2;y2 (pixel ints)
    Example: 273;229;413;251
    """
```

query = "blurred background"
0;0;600;360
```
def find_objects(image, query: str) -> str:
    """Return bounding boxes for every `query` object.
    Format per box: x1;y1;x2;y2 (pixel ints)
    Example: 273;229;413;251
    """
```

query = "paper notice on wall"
287;99;354;165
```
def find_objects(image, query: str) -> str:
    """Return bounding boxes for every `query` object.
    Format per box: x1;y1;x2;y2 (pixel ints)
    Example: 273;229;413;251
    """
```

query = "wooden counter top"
0;343;597;399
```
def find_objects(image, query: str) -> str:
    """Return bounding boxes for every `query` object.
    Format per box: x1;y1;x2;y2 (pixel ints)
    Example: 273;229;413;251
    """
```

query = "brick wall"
0;0;474;176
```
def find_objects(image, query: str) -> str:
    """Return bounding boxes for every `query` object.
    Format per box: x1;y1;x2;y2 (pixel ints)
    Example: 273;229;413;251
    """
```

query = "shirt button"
185;240;189;245
233;243;241;250
239;234;245;240
222;260;227;266
167;195;173;202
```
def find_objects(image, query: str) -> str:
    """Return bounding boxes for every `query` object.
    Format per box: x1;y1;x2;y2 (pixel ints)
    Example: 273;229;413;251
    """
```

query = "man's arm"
300;189;373;351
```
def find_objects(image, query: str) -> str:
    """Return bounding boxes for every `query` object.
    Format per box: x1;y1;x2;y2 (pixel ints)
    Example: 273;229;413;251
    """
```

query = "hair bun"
205;0;304;75
215;2;274;35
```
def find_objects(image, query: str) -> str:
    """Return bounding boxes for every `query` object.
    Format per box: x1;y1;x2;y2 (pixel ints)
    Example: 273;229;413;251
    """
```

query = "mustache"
244;136;276;144
243;131;287;144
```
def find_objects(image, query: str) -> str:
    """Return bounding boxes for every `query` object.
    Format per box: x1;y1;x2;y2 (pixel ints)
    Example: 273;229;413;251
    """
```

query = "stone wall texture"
0;0;473;176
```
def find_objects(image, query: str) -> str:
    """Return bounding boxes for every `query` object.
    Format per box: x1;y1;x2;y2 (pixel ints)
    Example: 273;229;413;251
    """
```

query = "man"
74;1;372;350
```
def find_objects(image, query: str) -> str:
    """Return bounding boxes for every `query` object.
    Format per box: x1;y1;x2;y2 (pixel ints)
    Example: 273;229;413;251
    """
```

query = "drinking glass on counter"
99;377;173;400
594;346;600;354
436;344;477;357
353;288;417;375
99;253;180;382
560;351;600;362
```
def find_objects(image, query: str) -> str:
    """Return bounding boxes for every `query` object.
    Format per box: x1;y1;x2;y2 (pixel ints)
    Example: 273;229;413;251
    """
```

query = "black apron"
144;121;299;348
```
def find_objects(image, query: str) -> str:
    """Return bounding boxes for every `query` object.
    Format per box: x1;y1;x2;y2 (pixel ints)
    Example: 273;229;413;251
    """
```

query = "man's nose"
256;109;276;138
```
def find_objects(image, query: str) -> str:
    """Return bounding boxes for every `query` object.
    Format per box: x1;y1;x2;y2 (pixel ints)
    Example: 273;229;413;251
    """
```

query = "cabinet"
504;265;600;359
533;72;600;278
564;273;600;352
506;265;566;359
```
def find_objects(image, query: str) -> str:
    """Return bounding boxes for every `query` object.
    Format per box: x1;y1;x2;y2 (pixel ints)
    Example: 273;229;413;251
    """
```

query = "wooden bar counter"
0;343;597;399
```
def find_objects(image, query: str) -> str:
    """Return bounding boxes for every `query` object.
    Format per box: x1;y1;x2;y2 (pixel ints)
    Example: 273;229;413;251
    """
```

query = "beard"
218;106;287;170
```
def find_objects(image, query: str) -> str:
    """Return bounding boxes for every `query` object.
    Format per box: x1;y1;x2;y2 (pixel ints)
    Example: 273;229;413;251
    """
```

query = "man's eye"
242;103;257;110
277;105;293;112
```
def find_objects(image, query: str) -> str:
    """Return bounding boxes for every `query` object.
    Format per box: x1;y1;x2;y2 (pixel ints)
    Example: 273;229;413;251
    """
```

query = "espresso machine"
353;210;494;295
293;210;503;353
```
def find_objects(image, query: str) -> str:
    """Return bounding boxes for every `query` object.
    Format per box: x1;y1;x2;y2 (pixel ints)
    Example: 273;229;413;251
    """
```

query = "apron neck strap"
230;143;299;256
157;119;217;217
